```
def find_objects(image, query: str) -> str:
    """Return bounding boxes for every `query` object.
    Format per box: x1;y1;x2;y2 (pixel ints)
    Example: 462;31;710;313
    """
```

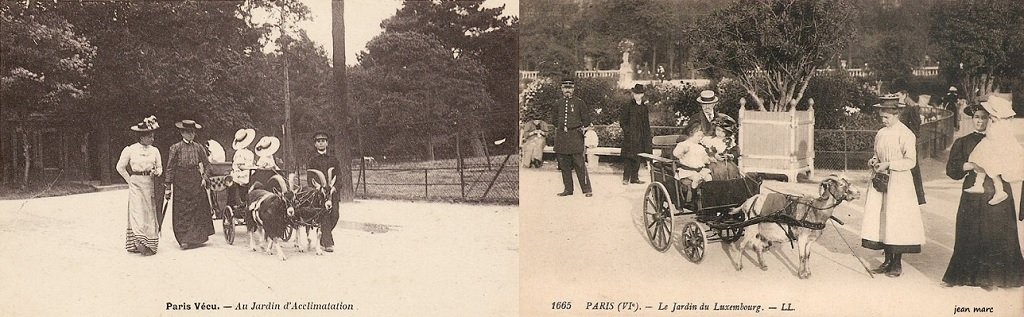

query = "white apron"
861;122;926;247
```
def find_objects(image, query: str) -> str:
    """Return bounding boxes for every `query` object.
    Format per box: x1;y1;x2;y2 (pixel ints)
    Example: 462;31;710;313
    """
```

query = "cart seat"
652;134;685;160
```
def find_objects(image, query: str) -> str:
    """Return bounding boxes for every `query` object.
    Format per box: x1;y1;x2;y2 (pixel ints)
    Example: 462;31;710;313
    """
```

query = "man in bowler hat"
552;79;593;197
620;84;653;185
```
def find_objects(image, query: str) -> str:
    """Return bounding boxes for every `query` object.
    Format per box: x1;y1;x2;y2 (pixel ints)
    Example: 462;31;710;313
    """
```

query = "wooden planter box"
737;107;815;182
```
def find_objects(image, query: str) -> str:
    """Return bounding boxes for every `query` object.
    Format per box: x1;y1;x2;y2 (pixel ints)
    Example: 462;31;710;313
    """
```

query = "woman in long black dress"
942;104;1024;288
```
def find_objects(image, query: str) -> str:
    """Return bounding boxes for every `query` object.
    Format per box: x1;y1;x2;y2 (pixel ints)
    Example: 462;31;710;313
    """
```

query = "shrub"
594;123;623;147
800;73;880;129
519;77;625;125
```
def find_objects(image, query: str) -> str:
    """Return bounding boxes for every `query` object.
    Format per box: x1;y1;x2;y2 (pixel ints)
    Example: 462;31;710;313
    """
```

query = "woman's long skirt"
171;170;215;246
522;136;545;167
943;177;1024;288
126;175;159;253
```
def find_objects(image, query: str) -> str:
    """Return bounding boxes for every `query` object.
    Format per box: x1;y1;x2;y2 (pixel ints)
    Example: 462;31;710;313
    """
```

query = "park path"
0;193;518;316
517;119;1024;317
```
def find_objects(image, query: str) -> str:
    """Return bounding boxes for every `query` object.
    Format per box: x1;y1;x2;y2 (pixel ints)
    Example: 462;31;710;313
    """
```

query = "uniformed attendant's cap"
560;79;575;87
313;132;330;141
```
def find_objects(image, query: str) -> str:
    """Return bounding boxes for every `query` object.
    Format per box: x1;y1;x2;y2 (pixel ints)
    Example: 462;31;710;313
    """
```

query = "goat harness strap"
249;192;274;226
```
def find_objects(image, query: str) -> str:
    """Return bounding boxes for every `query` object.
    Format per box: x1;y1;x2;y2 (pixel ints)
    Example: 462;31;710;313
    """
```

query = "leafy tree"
1;1;96;185
862;0;931;90
692;0;858;111
48;0;312;182
355;32;493;160
930;0;1024;103
519;0;583;75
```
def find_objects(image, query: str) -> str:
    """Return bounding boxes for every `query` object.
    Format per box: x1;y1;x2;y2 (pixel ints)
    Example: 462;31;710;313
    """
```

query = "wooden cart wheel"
681;221;708;263
643;182;675;252
222;206;235;245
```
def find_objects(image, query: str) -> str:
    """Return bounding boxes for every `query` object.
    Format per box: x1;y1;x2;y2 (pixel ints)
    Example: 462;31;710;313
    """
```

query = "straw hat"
697;90;719;104
980;96;1015;118
254;136;281;157
174;119;202;130
232;128;256;150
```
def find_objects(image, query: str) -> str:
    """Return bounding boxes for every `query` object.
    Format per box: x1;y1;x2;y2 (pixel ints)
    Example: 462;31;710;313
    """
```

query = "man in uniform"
551;79;593;197
306;132;341;252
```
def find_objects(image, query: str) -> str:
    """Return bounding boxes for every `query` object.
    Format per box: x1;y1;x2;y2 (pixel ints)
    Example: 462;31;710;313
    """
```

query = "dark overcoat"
620;99;653;159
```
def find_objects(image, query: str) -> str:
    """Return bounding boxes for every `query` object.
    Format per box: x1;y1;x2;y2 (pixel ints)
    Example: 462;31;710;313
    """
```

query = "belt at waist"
129;170;153;176
678;164;704;172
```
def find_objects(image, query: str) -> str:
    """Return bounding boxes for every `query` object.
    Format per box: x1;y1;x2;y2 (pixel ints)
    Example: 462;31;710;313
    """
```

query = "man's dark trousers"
558;153;591;194
623;156;642;182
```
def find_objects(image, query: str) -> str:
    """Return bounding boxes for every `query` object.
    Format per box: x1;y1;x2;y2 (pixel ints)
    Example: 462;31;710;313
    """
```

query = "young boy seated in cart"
673;123;713;189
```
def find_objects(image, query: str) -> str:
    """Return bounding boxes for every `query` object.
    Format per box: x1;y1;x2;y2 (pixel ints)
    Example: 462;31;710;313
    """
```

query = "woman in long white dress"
861;105;925;277
116;116;163;256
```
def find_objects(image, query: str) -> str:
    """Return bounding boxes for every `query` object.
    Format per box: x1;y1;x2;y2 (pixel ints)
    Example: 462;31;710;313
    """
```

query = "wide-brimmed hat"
254;136;281;157
980;96;1016;118
313;132;330;141
174;119;202;130
697;90;719;104
963;103;985;116
873;94;902;109
232;128;256;150
630;84;646;94
130;115;160;132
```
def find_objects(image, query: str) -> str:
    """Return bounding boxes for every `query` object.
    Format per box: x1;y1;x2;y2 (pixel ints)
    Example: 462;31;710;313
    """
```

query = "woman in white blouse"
860;104;925;277
116;116;163;256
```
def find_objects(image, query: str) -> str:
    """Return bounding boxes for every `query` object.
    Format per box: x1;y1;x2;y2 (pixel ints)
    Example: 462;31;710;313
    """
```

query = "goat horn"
327;167;335;183
306;169;326;188
269;174;289;193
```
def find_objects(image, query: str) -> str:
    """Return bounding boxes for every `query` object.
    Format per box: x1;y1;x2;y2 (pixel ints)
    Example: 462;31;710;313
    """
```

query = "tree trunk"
20;128;30;188
471;135;486;157
426;138;435;161
331;0;355;202
99;121;112;185
668;42;676;79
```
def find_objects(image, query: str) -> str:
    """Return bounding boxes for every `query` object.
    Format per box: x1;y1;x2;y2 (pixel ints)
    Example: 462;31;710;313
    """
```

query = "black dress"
942;132;1024;287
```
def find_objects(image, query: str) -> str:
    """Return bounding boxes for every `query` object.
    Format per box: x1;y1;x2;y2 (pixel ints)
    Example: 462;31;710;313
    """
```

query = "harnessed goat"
729;175;860;279
291;168;337;255
247;174;296;260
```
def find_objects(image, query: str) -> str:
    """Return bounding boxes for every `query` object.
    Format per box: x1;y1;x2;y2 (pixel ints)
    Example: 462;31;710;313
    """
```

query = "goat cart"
637;133;772;263
205;164;289;245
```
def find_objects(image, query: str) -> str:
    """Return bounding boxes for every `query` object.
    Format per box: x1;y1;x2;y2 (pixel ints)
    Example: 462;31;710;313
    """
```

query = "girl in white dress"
673;123;713;189
964;96;1023;212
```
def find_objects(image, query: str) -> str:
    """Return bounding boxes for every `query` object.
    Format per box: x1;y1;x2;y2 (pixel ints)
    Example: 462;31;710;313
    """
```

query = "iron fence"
814;107;955;173
352;154;518;204
347;109;519;204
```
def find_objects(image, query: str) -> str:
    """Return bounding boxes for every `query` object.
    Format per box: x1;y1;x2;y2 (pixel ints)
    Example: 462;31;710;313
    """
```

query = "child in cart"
673;123;713;189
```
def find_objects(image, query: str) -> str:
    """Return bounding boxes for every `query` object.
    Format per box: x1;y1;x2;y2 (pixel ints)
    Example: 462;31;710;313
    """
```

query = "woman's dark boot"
886;253;903;277
871;250;892;274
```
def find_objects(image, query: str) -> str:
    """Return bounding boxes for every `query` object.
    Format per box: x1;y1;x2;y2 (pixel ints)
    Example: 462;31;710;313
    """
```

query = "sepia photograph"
1;0;519;315
518;0;1024;316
